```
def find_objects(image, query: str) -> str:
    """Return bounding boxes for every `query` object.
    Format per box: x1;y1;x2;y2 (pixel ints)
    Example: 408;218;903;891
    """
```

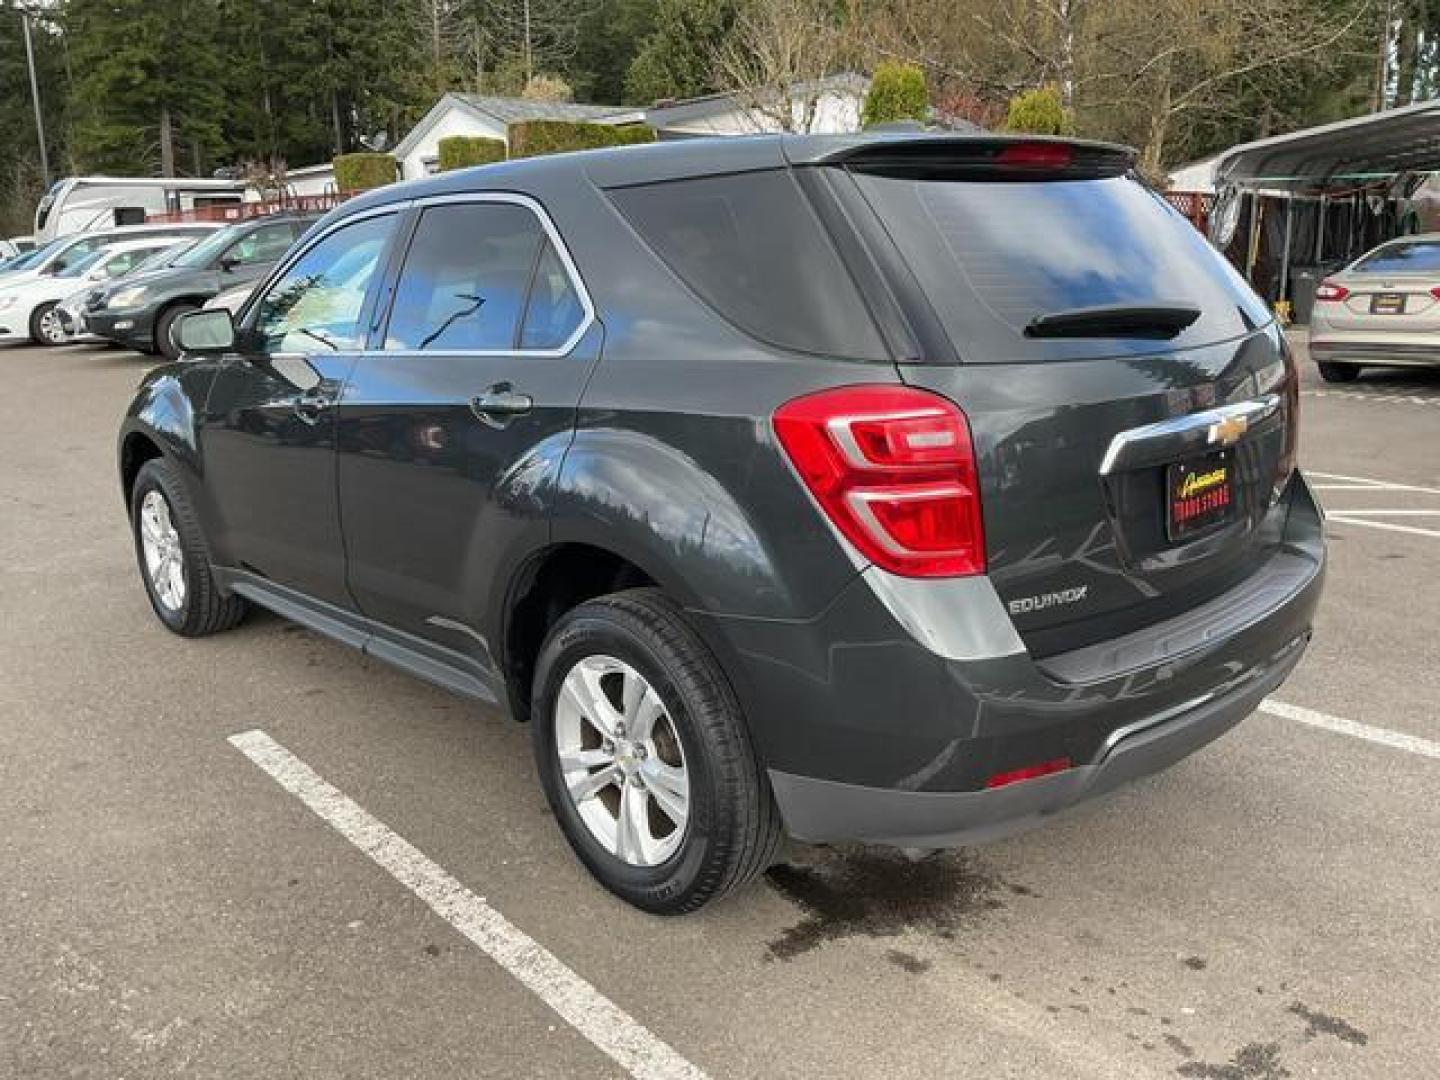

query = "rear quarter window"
851;173;1272;362
608;169;887;361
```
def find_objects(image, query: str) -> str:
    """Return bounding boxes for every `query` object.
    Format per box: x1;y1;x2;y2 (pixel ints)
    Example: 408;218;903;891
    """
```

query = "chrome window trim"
378;191;595;359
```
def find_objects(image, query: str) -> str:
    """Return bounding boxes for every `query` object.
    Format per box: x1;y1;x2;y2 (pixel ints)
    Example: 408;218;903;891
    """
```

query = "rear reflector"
985;757;1072;789
773;385;985;578
1314;281;1349;302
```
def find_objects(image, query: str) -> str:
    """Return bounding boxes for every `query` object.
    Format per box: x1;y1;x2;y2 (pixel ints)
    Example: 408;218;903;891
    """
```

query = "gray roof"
451;94;641;125
1215;98;1440;191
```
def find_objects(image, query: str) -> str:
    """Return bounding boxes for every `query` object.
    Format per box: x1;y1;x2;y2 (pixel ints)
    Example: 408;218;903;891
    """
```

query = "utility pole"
22;9;50;186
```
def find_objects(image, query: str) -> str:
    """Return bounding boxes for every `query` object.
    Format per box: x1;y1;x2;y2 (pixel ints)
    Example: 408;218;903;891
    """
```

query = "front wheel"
1317;361;1360;383
531;588;782;914
29;302;67;346
155;303;199;361
130;459;248;636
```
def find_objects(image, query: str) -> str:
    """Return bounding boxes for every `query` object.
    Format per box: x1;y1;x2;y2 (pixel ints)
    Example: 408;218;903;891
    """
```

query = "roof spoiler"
800;135;1137;181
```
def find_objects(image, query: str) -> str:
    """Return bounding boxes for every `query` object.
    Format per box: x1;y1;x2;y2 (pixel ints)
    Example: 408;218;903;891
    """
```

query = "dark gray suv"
118;134;1324;912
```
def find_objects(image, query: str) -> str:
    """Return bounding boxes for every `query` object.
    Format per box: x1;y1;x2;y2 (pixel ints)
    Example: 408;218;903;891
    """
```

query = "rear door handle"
470;385;533;427
293;380;340;424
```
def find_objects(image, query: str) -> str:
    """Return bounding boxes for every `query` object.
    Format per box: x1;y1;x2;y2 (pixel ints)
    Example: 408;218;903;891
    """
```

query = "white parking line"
1307;470;1440;495
1260;699;1440;760
1325;516;1440;539
228;730;707;1080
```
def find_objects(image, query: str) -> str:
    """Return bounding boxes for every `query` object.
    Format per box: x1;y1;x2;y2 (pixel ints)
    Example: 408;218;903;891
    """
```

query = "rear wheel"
29;302;66;346
130;459;248;636
155;302;199;361
1317;361;1360;383
530;588;782;914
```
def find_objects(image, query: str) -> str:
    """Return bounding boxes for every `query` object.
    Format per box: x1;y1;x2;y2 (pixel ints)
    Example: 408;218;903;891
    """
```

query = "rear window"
1352;240;1440;274
609;170;886;360
851;173;1271;362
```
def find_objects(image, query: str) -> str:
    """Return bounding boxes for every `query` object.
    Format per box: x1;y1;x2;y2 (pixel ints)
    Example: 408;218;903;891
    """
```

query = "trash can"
1290;267;1321;325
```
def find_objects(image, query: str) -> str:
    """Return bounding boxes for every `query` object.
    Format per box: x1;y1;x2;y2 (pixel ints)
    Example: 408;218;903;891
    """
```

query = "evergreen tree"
66;0;228;175
624;0;734;104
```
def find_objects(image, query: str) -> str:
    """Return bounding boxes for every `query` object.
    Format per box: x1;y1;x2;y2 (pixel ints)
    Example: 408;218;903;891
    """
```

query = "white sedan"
0;239;177;346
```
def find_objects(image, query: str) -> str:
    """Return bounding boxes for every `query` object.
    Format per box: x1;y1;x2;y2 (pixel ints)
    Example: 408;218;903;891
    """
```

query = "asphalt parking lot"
2;337;1437;1079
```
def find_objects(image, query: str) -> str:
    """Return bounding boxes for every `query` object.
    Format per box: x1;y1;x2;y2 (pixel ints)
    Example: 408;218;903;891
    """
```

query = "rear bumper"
695;472;1325;848
1309;336;1440;368
770;633;1304;847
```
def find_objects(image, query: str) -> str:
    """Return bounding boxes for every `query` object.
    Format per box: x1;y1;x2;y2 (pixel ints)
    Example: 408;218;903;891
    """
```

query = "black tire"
154;302;199;361
1317;361;1360;383
531;588;782;914
28;301;66;346
130;459;248;637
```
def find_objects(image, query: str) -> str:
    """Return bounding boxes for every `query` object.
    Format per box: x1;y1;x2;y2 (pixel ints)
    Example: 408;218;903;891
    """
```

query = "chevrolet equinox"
118;134;1325;913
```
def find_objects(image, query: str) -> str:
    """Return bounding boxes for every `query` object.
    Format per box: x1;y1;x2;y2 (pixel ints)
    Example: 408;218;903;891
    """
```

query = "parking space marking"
1261;700;1440;761
228;730;707;1080
1307;470;1440;495
1324;516;1440;539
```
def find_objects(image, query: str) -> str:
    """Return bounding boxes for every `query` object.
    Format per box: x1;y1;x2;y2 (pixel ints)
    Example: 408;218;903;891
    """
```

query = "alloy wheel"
37;306;66;345
554;654;690;867
139;490;186;612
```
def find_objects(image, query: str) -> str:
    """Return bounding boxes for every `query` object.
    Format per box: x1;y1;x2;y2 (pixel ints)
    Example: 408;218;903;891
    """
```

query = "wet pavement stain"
1287;1001;1368;1046
1177;1041;1290;1080
764;847;1001;960
884;949;932;975
1182;955;1208;970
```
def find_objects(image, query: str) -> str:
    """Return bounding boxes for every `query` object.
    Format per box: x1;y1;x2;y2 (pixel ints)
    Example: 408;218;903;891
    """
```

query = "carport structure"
1207;98;1440;321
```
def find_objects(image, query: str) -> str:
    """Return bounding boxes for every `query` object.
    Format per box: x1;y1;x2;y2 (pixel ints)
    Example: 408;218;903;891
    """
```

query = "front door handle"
293;381;339;424
470;384;533;427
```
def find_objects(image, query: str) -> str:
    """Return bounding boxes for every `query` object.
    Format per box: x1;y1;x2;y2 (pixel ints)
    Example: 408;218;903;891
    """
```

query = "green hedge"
1004;86;1075;136
333;152;397;192
862;63;929;128
508;121;656;159
437;135;507;171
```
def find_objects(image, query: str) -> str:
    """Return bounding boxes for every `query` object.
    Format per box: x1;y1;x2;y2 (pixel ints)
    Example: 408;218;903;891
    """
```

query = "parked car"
0;223;218;293
89;215;316;358
1309;233;1440;381
57;239;197;344
0;235;34;259
0;244;55;280
0;238;181;345
119;134;1324;912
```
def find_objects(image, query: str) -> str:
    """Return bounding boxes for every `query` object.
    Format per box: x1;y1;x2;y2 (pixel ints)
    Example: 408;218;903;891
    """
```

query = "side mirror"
218;254;240;273
174;309;236;354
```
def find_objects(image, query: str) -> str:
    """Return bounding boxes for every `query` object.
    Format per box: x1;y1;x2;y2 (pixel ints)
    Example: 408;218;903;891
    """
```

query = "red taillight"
773;385;986;578
1429;286;1440;300
995;142;1074;169
986;757;1072;789
1314;281;1349;302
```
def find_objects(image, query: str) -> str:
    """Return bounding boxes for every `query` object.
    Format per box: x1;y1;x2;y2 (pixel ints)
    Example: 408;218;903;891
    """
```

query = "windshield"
133;241;192;274
173;226;245;268
851;172;1271;362
59;250;108;278
0;244;53;274
1352;240;1440;275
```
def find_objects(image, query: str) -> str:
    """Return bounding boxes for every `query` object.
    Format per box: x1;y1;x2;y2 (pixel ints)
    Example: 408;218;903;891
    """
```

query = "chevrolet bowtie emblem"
1207;414;1249;447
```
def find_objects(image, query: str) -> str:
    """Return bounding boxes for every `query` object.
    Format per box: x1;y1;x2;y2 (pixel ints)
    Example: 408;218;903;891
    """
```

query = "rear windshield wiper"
1024;303;1202;340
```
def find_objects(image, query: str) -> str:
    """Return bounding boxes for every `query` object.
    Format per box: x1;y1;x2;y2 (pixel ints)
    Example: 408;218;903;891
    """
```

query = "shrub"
862;63;929;128
1004;86;1074;136
333;152;397;192
508;120;657;159
437;136;507;171
522;75;574;103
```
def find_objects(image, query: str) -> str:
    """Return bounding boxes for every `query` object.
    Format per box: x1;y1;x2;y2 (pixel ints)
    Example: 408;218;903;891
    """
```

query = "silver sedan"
1308;233;1440;382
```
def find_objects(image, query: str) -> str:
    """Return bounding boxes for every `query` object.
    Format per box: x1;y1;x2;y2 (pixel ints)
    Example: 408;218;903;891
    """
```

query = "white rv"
33;177;246;244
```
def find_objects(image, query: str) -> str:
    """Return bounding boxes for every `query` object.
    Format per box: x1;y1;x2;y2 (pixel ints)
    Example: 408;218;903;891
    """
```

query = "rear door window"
609;170;886;360
385;203;543;351
851;173;1271;362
